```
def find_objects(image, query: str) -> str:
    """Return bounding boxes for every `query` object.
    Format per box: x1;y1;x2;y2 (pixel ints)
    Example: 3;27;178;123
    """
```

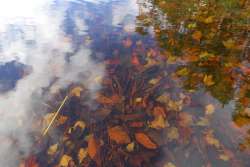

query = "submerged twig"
42;95;69;136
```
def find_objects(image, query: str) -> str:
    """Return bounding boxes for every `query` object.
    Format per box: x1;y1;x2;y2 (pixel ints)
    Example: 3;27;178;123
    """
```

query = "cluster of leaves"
19;0;250;166
136;0;250;151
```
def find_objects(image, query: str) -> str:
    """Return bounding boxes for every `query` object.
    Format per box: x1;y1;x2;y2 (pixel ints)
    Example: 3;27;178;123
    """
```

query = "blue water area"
0;61;30;93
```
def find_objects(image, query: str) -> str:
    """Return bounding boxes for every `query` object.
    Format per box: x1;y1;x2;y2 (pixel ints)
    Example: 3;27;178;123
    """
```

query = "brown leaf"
96;93;120;105
108;126;131;144
135;132;157;149
87;135;99;159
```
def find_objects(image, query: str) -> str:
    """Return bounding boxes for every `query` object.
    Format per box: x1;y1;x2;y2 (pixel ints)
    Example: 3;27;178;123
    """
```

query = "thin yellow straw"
42;95;69;136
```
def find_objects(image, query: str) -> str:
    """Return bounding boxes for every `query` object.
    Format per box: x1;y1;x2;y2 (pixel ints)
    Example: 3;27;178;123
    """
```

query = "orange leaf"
135;132;157;149
131;55;140;66
192;31;202;41
87;135;99;159
108;126;131;144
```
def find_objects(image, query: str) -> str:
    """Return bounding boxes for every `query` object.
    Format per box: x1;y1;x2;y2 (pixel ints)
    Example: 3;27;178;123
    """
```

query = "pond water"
0;0;249;167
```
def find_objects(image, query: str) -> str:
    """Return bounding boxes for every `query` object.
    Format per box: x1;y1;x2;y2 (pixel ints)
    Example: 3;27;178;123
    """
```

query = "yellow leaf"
219;154;230;161
164;162;176;167
135;97;142;103
176;67;189;76
94;76;103;83
167;127;179;141
59;155;72;167
47;143;58;155
149;115;169;129
73;121;86;130
205;104;215;115
78;148;88;163
196;117;210;126
126;142;135;152
187;23;197;29
70;86;83;97
156;94;170;104
149;78;160;85
203;75;215;86
223;39;235;49
204;16;214;24
192;31;202;41
204;130;220;148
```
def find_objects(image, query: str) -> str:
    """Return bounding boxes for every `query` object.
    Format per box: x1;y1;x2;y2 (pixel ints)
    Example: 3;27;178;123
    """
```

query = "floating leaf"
135;132;157;149
108;126;131;144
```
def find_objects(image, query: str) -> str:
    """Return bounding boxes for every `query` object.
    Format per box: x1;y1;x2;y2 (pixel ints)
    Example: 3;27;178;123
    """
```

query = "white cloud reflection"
0;0;103;166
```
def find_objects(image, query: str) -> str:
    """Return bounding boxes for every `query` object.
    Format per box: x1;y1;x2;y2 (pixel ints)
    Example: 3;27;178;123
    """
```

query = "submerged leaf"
78;148;88;163
108;126;131;144
126;142;135;152
47;143;58;155
205;104;215;115
70;86;83;97
59;155;72;167
135;132;157;149
167;127;179;141
88;135;99;159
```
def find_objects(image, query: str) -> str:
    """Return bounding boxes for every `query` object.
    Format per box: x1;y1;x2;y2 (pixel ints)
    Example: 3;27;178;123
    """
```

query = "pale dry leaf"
73;121;86;130
167;127;179;141
204;130;220;148
70;86;83;97
196;117;210;126
219;154;230;161
126;142;135;152
205;104;215;115
164;162;176;167
47;143;58;155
